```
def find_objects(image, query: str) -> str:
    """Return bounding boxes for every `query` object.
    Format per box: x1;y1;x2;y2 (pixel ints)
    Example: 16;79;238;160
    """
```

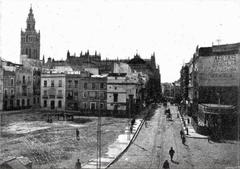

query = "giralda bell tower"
20;6;40;61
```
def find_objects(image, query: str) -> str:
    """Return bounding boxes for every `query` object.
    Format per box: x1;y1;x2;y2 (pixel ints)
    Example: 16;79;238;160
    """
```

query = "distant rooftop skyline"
1;0;240;82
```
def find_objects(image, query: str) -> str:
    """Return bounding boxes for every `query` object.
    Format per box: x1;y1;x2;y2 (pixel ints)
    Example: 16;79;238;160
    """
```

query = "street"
109;104;240;169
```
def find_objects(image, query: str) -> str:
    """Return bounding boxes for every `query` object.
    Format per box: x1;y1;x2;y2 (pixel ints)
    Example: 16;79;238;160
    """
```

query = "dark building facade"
3;70;15;110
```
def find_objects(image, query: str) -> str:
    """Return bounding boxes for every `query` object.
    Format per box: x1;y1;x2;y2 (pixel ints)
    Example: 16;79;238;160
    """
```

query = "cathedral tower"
20;6;40;60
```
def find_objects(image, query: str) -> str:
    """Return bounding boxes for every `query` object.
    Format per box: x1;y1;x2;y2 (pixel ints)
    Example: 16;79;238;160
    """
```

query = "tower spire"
26;5;35;31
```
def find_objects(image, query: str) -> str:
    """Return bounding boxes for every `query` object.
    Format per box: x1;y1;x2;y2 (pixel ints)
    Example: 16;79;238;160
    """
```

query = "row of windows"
43;80;106;89
44;80;62;87
5;76;31;86
66;91;106;99
42;100;105;110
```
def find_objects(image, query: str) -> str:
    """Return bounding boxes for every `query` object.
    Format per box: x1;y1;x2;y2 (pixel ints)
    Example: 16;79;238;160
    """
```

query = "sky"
0;0;240;82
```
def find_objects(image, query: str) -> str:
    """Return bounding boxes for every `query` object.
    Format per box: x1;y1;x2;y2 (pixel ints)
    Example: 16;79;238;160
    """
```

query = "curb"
105;118;145;169
178;112;208;140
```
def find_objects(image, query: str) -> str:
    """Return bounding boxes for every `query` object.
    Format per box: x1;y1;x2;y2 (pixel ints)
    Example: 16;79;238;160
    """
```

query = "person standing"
180;129;184;138
163;160;170;169
182;135;186;145
75;159;81;169
76;128;80;140
169;147;175;161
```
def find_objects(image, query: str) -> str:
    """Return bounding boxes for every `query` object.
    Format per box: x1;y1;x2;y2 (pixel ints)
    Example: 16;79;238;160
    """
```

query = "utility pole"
97;92;101;169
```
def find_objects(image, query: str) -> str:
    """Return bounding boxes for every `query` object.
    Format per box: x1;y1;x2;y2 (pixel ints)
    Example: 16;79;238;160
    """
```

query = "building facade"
107;73;142;116
15;67;33;109
184;42;240;138
40;73;66;111
65;72;107;115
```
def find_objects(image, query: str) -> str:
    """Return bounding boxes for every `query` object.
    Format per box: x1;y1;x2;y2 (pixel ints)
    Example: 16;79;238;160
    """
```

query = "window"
83;92;87;98
44;100;47;107
4;90;7;96
44;90;47;96
100;83;104;89
27;99;30;106
67;91;73;98
59;80;62;87
113;93;118;102
100;103;104;109
23;76;26;84
58;100;62;108
84;83;88;89
115;87;117;90
10;89;14;96
74;80;78;88
51;80;54;87
11;78;14;86
28;76;30;82
33;98;36;104
68;80;72;88
99;92;104;99
90;102;96;110
83;102;87;109
92;83;95;89
17;100;20;106
44;80;47;87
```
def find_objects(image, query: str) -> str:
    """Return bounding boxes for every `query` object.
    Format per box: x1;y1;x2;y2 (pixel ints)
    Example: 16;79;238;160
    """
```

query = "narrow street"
109;104;240;169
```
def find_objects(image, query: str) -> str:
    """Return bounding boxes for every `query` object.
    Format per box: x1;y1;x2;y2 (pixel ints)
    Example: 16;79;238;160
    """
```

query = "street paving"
108;104;240;169
82;119;143;169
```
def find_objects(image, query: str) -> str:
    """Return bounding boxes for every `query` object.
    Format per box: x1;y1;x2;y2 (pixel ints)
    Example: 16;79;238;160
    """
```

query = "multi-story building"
187;42;240;138
65;72;107;115
44;51;161;103
15;67;33;109
107;72;142;116
40;73;66;111
3;70;15;110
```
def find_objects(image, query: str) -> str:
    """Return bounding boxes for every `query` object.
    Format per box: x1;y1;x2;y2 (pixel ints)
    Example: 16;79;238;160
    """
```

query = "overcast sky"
0;0;240;82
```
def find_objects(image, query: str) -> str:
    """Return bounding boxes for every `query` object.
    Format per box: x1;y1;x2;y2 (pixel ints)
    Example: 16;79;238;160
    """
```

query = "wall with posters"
197;54;240;87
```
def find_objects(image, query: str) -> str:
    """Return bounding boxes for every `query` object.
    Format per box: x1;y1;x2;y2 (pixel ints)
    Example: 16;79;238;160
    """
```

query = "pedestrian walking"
187;118;190;124
180;129;184;138
182;136;186;145
169;147;175;161
186;127;189;135
76;128;80;140
131;118;136;126
75;159;81;169
162;160;170;169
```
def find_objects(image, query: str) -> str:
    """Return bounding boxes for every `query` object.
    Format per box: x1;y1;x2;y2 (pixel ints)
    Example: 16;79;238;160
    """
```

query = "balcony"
42;95;48;99
49;95;55;99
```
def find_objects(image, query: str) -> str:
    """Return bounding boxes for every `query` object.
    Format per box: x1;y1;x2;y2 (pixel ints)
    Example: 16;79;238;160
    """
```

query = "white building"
40;73;66;111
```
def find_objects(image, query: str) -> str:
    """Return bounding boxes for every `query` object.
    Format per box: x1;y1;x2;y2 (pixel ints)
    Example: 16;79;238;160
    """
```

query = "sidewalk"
178;112;208;139
82;119;144;169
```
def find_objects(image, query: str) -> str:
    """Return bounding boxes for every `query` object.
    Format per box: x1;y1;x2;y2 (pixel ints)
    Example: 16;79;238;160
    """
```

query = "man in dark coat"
75;159;81;169
76;128;80;140
169;147;175;161
163;160;170;169
180;129;184;138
